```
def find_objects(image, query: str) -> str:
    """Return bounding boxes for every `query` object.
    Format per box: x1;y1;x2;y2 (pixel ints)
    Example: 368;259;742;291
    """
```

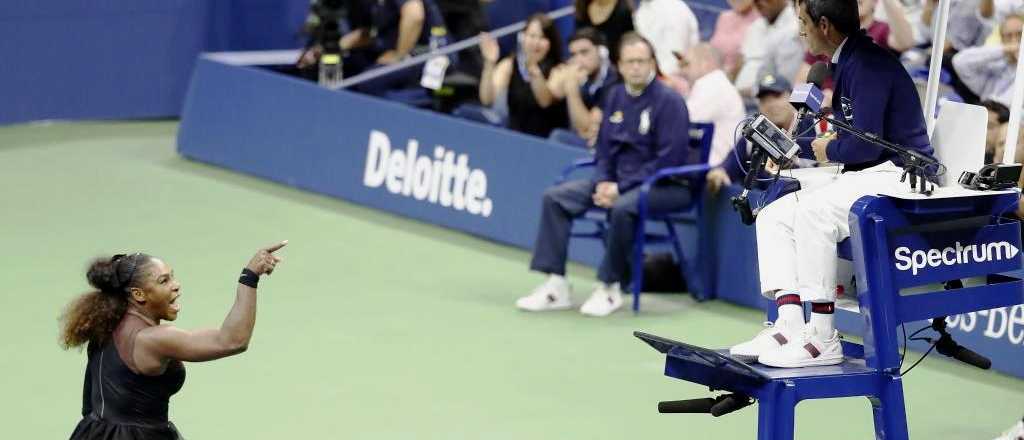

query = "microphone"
806;61;831;89
948;345;992;370
931;317;992;370
935;332;992;369
789;62;830;120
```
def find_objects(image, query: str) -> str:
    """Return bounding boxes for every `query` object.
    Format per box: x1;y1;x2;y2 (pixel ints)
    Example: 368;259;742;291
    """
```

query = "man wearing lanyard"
517;33;694;317
341;0;451;95
729;0;935;368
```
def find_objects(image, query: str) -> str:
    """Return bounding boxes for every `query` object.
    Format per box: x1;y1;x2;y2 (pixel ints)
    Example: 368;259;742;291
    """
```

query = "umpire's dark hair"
798;0;861;37
568;26;606;47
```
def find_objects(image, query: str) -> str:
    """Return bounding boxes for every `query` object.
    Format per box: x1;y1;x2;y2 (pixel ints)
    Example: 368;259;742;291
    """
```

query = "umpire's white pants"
756;161;905;302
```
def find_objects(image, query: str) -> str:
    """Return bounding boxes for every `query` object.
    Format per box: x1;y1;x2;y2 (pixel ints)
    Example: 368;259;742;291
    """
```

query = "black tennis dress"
70;313;186;440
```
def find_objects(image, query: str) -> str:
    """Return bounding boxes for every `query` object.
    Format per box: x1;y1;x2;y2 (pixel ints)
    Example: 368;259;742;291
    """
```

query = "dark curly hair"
59;253;154;349
798;0;861;37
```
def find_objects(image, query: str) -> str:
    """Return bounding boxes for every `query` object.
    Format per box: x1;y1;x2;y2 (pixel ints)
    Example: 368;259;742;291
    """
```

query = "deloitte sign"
362;130;494;217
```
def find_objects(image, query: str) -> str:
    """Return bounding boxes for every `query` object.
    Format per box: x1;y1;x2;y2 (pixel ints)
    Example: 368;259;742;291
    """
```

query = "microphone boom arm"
817;113;941;195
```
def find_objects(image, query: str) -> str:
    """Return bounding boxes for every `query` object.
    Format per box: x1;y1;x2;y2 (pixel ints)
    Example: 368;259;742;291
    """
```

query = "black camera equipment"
300;0;347;62
730;115;802;225
730;63;830;225
959;163;1023;191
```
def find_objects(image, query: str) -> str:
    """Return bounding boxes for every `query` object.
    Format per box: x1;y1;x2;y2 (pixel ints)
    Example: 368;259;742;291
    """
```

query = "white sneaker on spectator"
993;420;1024;440
729;319;801;362
515;276;572;311
758;326;844;368
579;283;623;317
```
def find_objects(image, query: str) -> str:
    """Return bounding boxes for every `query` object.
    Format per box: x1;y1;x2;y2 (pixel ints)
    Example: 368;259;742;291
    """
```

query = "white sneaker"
993;420;1024;440
579;283;623;317
758;326;844;368
729;320;801;362
515;277;572;311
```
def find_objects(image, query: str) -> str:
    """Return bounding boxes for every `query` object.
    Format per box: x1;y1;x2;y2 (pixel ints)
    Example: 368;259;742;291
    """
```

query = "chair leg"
757;382;797;440
868;375;910;440
664;220;689;293
632;219;646;313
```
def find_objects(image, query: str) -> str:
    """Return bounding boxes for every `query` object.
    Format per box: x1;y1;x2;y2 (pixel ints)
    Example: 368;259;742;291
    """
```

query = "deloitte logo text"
946;305;1024;346
893;241;1020;275
362;130;493;217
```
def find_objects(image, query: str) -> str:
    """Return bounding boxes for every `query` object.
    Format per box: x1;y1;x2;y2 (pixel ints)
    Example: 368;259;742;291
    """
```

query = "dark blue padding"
837;237;853;261
0;2;308;124
383;88;433;108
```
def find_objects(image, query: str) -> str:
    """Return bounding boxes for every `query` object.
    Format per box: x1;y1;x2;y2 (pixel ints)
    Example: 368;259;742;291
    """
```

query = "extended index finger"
262;240;289;253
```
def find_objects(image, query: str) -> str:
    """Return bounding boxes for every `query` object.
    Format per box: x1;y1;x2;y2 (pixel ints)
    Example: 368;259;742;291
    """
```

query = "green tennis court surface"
2;121;1021;439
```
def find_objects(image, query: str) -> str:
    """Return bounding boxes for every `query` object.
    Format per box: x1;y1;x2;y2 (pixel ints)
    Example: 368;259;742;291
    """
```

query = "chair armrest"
638;164;712;215
557;158;598;183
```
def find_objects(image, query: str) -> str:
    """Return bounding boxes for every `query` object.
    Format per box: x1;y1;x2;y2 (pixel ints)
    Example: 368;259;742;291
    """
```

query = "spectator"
922;0;991;52
710;0;762;80
951;14;1022;105
983;100;1011;163
436;0;489;76
677;43;747;166
922;0;993;102
992;113;1024;166
980;0;1024;24
549;27;622;148
634;0;701;77
706;70;806;193
735;0;806;97
478;14;568;137
575;0;637;63
796;0;916;84
860;0;916;51
516;33;695;317
327;0;454;95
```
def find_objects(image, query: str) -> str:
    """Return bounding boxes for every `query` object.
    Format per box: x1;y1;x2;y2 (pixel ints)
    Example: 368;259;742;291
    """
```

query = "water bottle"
319;53;342;88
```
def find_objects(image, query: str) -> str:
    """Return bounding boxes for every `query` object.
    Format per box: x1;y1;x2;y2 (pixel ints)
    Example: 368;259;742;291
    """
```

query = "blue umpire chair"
556;122;715;311
637;100;1024;439
639;190;1024;439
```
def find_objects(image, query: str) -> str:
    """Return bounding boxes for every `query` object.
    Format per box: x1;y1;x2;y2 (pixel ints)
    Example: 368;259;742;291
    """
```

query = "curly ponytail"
59;254;152;349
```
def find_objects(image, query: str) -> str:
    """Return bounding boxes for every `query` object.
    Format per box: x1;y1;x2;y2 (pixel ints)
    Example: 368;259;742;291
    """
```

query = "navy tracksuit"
529;79;695;285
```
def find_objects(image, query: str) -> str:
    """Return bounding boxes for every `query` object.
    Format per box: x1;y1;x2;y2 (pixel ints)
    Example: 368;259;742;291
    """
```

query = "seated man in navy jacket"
730;0;935;367
517;33;694;317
